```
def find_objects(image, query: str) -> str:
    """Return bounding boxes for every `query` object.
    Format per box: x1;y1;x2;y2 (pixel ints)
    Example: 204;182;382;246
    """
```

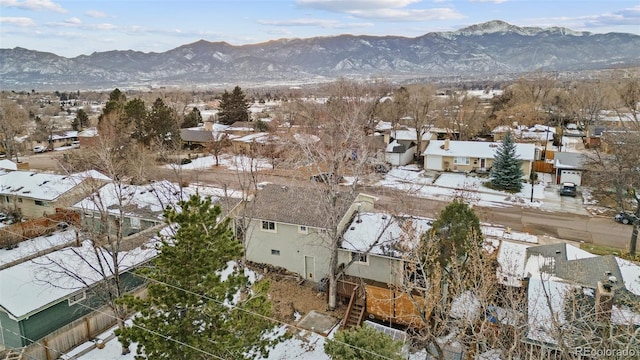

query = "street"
18;150;634;251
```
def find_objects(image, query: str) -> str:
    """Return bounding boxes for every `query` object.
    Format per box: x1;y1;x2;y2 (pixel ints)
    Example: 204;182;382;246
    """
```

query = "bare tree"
0;98;28;162
290;79;386;310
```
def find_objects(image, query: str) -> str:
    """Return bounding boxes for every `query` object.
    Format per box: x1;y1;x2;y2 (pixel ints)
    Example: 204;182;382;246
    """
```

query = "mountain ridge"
1;20;639;90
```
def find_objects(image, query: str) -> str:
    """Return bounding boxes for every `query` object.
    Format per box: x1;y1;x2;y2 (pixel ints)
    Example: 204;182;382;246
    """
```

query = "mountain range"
1;20;639;90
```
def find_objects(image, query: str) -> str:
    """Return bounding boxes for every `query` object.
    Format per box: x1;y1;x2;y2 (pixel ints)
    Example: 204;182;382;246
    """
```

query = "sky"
1;0;639;58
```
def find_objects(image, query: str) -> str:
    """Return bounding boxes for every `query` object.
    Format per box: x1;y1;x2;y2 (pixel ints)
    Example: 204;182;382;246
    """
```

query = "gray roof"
251;184;356;229
554;152;587;169
180;128;215;143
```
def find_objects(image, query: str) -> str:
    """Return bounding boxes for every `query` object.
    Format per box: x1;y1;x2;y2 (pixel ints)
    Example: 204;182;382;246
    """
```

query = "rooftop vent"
608;276;618;284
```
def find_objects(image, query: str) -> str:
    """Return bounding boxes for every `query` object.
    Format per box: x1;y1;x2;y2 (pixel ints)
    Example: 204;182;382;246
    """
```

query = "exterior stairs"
342;284;366;329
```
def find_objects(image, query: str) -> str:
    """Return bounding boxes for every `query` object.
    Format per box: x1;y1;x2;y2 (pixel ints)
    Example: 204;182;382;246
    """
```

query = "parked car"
559;182;577;197
33;145;47;153
614;212;639;225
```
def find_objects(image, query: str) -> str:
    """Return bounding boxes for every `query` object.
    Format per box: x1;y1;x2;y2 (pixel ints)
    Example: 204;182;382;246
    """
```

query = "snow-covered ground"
377;168;546;209
164;154;272;171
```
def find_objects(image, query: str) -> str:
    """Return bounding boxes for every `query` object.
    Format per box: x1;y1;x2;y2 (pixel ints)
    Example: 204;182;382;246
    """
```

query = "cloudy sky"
1;0;639;58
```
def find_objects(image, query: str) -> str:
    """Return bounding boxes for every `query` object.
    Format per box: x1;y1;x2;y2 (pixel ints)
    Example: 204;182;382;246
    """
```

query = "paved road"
21;151;635;251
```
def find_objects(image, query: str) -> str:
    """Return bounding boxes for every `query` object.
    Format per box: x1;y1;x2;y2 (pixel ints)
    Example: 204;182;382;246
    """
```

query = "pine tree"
324;325;405;360
490;131;524;192
72;108;89;131
181;106;202;128
218;86;250;125
117;195;277;359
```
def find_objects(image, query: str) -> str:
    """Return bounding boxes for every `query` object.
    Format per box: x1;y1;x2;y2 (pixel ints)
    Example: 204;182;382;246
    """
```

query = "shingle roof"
251;184;356;229
553;152;587;169
180;128;215;143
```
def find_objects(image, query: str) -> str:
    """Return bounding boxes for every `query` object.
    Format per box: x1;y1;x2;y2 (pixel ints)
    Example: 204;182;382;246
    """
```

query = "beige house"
0;170;108;218
238;184;376;282
423;139;535;177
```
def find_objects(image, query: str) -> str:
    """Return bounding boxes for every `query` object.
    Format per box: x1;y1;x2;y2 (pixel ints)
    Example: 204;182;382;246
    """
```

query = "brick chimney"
595;281;614;322
444;138;450;151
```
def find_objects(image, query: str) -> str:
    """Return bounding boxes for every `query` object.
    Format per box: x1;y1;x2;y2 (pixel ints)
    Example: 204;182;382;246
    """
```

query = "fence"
22;287;146;360
0;209;79;248
532;160;554;174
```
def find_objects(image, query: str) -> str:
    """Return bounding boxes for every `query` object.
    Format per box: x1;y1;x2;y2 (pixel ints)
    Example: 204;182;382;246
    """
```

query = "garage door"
425;155;443;170
560;170;582;186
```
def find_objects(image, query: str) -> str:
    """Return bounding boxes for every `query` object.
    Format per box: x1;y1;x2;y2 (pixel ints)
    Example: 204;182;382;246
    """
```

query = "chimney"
444;138;450;151
595;281;614;322
204;120;213;131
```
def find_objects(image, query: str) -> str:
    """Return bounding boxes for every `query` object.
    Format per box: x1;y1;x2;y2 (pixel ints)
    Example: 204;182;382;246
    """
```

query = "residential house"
179;123;230;150
32;131;78;151
230;132;270;155
553;152;587;185
495;241;640;354
77;127;99;148
72;180;237;238
423;139;535;177
0;171;108;218
240;184;376;282
0;229;156;358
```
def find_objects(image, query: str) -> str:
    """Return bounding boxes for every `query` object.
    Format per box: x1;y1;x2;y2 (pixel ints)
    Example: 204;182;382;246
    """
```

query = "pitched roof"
180;128;216;143
424;140;536;161
0;171;86;201
251;184;356;229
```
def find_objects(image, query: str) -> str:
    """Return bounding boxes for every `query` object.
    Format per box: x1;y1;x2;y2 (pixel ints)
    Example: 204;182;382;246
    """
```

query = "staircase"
2;348;24;360
342;285;366;329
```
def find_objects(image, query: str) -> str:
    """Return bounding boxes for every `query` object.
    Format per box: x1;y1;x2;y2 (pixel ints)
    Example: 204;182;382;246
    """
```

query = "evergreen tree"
99;88;126;124
117;195;277;359
218;86;250;125
181;106;202;128
422;199;483;268
71;108;89;131
124;98;148;139
490;131;524;192
324;325;405;360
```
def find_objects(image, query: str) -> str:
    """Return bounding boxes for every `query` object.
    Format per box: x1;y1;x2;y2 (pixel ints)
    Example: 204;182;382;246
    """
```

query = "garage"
559;170;582;186
425;155;443;171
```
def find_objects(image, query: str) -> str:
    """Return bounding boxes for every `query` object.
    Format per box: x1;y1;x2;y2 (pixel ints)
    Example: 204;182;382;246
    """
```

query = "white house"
423;140;535;177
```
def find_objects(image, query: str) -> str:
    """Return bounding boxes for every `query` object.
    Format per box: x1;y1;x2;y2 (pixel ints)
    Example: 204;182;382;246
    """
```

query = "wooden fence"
0;209;79;248
532;160;554;174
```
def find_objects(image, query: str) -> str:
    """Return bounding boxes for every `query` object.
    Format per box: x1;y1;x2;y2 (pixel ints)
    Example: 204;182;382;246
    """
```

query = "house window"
261;221;276;232
453;157;470;165
271;249;280;256
351;252;368;265
68;291;86;305
35;200;47;206
298;225;308;234
17;198;23;203
130;217;141;229
3;196;8;203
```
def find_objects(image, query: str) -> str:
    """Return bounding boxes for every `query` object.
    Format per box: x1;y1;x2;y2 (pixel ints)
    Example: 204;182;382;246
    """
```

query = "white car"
33;145;47;153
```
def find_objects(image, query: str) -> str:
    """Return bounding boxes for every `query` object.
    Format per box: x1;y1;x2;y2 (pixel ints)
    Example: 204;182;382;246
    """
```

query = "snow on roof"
0;171;86;201
78;127;98;137
391;129;431;141
424;140;535;161
449;291;480;321
615;257;640;296
234;132;269;143
49;131;78;141
385;139;405;152
0;239;157;319
526;276;573;345
0;229;77;267
73;180;222;219
497;241;530;287
564;244;597;261
341;212;432;258
611;305;640;325
0;159;17;171
375;121;393;131
71;170;111;181
481;225;538;243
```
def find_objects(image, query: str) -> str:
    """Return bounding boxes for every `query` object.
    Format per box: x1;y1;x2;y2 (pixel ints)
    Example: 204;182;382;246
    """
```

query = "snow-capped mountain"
1;20;639;90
